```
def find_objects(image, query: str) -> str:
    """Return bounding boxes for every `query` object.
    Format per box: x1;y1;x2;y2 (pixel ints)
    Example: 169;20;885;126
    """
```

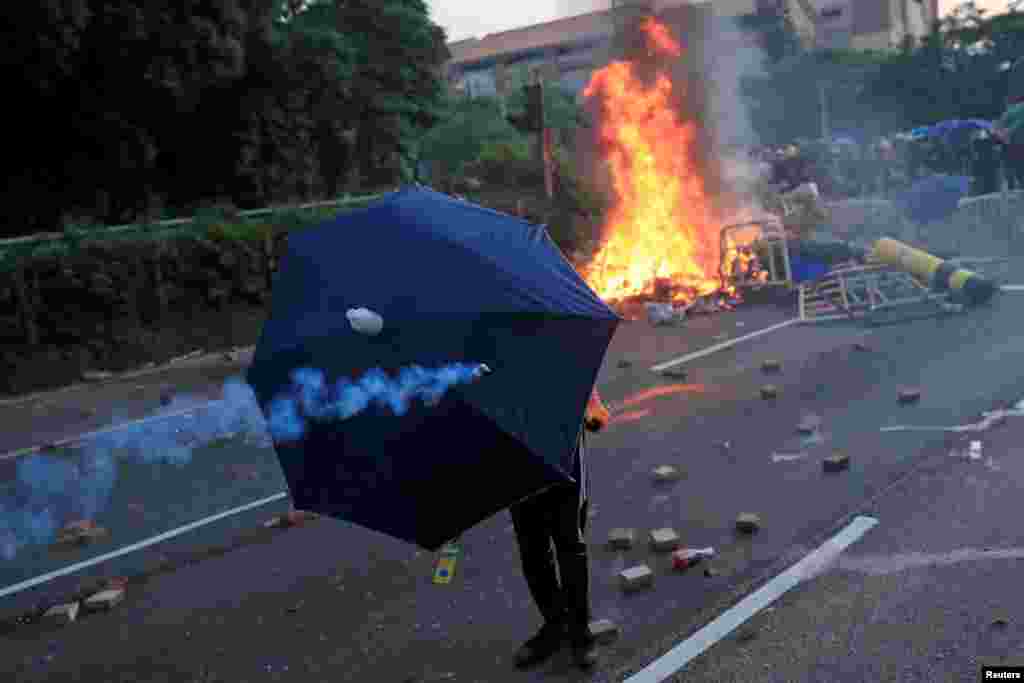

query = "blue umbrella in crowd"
245;186;620;551
896;174;971;225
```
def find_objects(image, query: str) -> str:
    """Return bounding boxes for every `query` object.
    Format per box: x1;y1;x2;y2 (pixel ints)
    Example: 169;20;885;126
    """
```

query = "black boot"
513;619;566;669
559;549;599;669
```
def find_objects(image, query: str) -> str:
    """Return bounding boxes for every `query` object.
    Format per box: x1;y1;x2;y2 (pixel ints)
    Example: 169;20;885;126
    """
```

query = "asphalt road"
2;286;1024;682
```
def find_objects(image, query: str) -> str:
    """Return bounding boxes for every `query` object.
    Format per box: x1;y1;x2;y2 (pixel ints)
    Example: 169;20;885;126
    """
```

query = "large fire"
580;17;755;305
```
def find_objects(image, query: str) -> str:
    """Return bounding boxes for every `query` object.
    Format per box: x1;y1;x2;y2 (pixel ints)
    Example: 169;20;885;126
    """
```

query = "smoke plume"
0;363;483;560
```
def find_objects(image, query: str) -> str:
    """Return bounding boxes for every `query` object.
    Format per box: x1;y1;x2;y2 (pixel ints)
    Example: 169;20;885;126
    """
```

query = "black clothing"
509;429;591;636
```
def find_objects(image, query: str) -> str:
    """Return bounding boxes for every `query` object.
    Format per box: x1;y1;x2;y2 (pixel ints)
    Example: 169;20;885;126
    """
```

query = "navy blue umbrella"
896;174;970;225
245;186;620;550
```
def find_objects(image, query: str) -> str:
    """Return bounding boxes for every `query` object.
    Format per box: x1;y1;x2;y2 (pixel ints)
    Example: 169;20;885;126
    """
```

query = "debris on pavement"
652;465;681;482
760;385;778;400
619;565;655;592
432;542;461;585
672;547;715;571
43;602;80;625
645;302;685;326
617;359;633;368
588;619;621;644
968;440;983;460
703;566;718;578
735;513;762;534
83;588;126;612
898;387;922;404
761;359;781;373
719;440;732;455
608;528;636;550
853;342;872;352
52;520;110;549
771;452;807;463
264;510;320;529
823;451;851;472
797;414;822;434
649;528;681;552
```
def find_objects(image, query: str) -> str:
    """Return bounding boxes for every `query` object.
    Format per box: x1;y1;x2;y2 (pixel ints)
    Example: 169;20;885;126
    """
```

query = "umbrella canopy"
896;174;970;226
246;186;620;550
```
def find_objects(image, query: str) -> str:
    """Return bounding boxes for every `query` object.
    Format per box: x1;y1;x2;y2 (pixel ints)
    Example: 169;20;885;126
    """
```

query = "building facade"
445;0;819;101
815;0;940;51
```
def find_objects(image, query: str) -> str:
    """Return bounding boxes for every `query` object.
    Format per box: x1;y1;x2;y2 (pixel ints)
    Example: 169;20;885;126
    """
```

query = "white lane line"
623;515;879;683
1000;284;1024;292
0;491;288;600
0;400;224;462
649;318;799;373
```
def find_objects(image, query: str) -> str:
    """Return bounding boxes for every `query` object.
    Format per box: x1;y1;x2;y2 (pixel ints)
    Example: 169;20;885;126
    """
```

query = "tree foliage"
0;0;448;237
739;2;1024;144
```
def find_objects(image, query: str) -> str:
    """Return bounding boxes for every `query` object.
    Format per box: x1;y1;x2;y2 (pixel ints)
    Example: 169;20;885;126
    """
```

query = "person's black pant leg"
510;487;566;626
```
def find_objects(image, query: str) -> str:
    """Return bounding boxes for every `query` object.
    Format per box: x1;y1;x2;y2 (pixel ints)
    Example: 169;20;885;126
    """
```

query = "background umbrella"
245;186;620;551
896;174;970;225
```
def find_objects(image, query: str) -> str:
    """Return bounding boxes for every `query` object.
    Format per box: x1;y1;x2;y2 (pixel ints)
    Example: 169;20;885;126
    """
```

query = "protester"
510;387;609;671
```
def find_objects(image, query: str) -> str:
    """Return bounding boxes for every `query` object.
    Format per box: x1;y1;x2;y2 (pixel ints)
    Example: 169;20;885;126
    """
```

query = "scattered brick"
652;465;680;482
617;359;633;369
797;414;822;435
897;387;921;404
619;565;654;592
84;588;126;612
43;602;80;625
761;359;781;373
608;528;635;550
588;619;620;644
649;528;680;552
53;520;109;549
735;513;761;534
823;452;850;472
662;367;688;380
760;385;778;400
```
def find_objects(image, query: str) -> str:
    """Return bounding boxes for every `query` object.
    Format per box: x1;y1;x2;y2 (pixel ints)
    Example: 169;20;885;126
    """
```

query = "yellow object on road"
871;238;996;305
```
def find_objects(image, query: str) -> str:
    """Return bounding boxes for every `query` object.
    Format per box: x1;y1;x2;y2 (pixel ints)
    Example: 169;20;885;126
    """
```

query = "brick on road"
823;451;851;472
608;528;635;550
652;465;680;482
649;528;680;552
735;513;761;534
619;565;654;592
898;387;921;404
588;619;620;644
52;520;110;550
760;384;778;400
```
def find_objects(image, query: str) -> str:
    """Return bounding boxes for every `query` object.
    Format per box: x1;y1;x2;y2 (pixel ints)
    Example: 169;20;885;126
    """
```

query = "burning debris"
577;16;784;314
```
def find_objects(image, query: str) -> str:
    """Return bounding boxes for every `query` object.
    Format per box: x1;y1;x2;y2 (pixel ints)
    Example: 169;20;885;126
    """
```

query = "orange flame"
580;17;759;304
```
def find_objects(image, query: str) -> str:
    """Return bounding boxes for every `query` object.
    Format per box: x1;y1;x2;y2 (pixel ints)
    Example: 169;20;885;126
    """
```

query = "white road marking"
881;405;1024;434
0;491;288;600
0;400;224;462
1000;284;1024;292
623;515;879;683
649;318;799;373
